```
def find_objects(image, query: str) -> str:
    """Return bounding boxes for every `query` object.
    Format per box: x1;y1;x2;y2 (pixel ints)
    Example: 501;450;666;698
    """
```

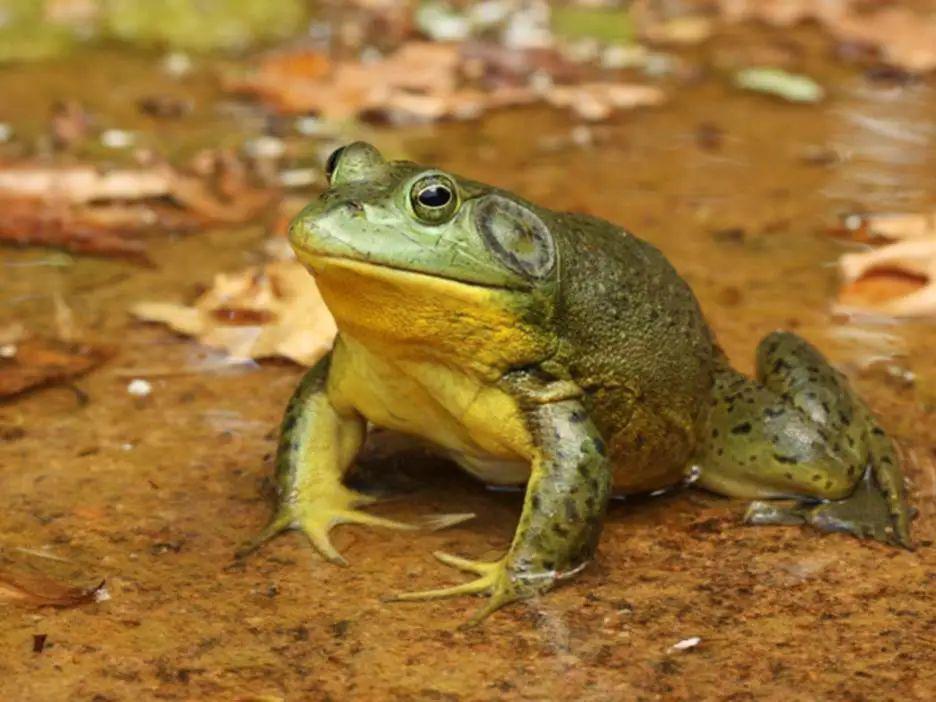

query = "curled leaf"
837;239;936;317
0;338;110;399
132;260;335;366
0;570;105;609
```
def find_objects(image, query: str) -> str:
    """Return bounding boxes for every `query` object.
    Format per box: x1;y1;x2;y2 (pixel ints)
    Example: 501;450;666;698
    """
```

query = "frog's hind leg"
695;331;912;548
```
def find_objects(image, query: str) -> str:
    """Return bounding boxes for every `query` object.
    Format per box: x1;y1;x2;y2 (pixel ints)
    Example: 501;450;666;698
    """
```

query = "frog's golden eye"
410;174;459;224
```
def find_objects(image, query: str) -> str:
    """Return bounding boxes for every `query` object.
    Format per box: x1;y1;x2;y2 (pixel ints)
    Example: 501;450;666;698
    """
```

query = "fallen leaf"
713;0;936;73
0;569;104;609
831;211;936;245
227;42;463;120
544;82;666;121
0;338;110;399
713;0;852;27
833;208;936;316
837;239;936;317
0;154;275;261
832;7;936;73
641;16;714;45
0;165;171;203
227;41;664;123
838;269;928;309
734;67;825;103
132;260;335;366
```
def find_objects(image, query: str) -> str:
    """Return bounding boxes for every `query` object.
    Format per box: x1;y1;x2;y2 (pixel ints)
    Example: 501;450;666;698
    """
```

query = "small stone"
670;636;701;651
127;378;152;397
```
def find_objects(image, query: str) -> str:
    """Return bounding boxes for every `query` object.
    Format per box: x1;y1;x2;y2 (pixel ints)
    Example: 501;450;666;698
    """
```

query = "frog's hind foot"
386;552;538;628
745;466;914;549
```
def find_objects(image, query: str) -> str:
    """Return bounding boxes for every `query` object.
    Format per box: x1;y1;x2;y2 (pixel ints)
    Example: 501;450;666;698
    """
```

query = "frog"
238;142;913;625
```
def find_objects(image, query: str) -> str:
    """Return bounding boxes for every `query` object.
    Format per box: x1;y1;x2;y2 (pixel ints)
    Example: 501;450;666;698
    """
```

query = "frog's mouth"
294;248;532;293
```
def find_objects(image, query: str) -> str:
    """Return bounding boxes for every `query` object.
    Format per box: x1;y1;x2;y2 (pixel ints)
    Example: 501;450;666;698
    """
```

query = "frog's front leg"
237;352;419;565
389;391;612;626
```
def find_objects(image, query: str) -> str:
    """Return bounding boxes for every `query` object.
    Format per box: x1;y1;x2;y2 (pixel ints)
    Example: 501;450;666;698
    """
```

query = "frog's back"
548;211;717;491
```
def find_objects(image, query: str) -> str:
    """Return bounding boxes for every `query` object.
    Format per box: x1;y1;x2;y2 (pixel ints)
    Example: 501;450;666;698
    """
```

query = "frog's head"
290;142;558;291
288;143;559;369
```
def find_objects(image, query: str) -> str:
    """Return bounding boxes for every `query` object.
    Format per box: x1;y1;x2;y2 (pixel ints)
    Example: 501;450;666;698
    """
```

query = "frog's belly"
328;335;535;477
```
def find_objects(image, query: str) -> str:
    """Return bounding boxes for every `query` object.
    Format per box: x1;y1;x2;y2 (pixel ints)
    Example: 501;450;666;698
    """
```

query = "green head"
289;142;559;291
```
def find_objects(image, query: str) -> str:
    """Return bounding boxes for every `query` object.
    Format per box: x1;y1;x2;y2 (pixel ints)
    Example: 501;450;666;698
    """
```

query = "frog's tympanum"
239;142;913;624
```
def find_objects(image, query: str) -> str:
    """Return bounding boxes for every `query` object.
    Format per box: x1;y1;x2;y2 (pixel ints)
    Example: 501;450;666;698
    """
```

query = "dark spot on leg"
732;422;752;435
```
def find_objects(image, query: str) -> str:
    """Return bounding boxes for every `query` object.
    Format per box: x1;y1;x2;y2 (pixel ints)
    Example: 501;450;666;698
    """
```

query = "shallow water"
1;33;935;701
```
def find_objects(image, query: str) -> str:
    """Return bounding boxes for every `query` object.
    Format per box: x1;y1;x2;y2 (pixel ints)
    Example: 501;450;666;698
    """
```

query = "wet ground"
1;30;935;701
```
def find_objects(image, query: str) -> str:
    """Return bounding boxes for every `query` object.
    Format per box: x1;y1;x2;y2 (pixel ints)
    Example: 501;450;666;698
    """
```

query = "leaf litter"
709;0;936;73
0;152;276;262
0;334;110;400
132;260;335;366
0;549;106;609
226;38;667;124
0;570;106;609
834;211;936;317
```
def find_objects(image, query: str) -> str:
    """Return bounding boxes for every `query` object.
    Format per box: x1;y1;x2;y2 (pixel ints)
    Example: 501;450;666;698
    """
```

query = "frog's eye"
324;146;346;183
409;174;459;224
475;195;555;279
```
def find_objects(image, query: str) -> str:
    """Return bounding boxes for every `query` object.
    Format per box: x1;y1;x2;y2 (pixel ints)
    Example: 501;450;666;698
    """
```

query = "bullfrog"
239;142;913;624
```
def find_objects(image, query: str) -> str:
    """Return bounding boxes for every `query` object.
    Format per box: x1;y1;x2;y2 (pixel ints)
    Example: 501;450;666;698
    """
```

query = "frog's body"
240;143;913;624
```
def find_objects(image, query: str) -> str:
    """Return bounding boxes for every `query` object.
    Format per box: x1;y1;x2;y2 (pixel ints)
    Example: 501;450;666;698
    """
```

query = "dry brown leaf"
0;338;110;399
0;156;275;261
713;0;853;27
544;82;666;121
834;211;936;244
0;165;172;204
0;569;104;608
227;43;464;120
837;238;936;316
132;260;335;366
833;7;936;73
712;0;936;72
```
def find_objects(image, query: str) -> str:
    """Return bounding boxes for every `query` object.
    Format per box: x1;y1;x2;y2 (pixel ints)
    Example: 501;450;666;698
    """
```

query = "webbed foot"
237;485;473;565
386;552;544;627
745;467;914;549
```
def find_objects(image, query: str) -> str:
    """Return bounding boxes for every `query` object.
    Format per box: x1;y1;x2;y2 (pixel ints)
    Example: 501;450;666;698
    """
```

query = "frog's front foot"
237;485;474;564
745;467;914;549
387;552;547;627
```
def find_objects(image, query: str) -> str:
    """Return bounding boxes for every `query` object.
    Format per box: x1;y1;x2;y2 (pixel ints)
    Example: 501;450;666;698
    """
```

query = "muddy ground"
1;31;935;702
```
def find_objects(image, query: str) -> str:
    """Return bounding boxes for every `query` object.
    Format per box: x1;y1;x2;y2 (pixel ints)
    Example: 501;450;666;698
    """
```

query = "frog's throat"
295;251;549;373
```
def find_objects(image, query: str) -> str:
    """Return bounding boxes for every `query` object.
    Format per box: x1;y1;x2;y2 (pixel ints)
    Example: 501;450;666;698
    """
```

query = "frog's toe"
235;510;295;560
387;554;539;626
386;553;501;602
744;500;808;527
744;468;914;549
236;486;422;564
432;550;499;575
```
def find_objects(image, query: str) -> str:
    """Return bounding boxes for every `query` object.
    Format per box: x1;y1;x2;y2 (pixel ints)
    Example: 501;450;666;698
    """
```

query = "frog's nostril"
343;201;364;215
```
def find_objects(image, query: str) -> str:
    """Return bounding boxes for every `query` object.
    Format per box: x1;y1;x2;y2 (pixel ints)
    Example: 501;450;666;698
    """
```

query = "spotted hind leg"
695;332;912;548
